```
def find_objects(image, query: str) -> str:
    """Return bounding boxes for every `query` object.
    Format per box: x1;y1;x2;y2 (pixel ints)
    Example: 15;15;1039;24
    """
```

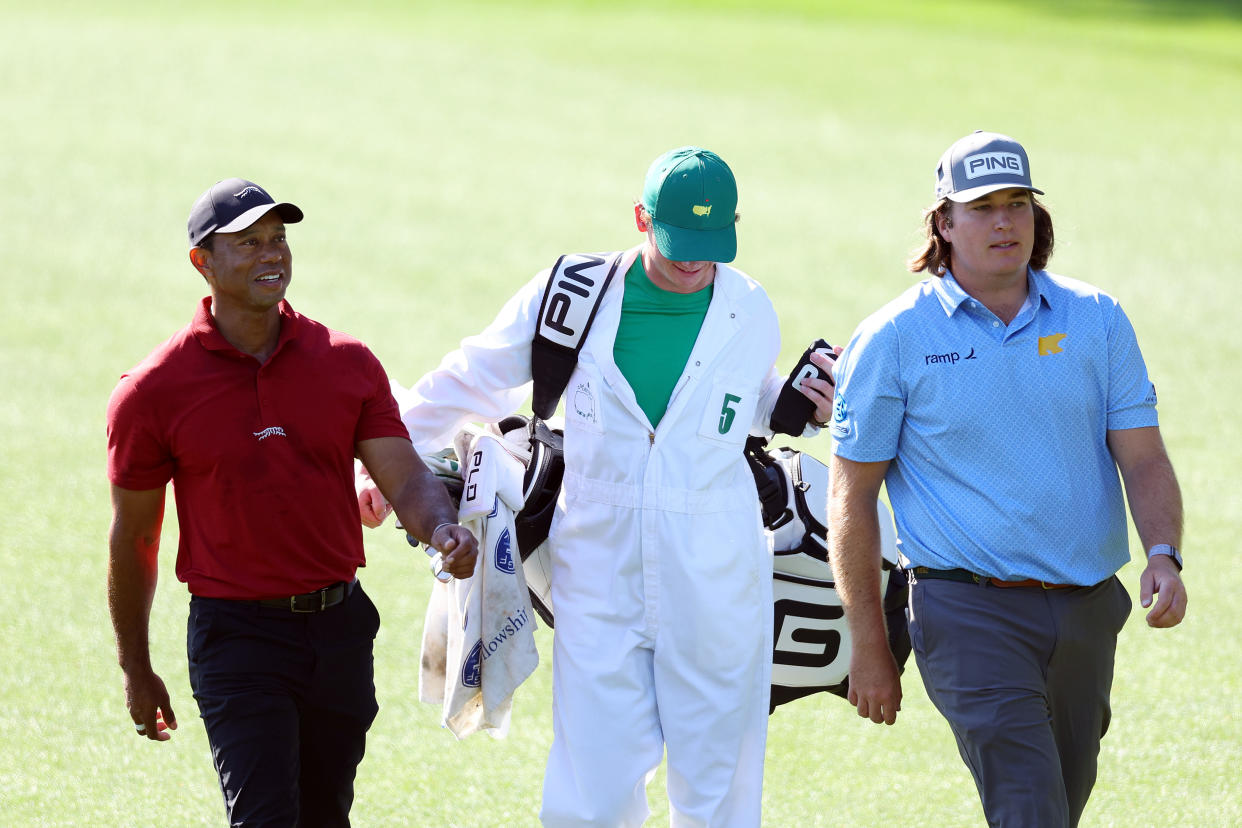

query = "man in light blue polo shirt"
827;131;1187;827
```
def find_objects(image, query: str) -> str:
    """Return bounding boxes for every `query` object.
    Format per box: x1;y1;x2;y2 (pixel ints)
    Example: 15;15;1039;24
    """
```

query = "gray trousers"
908;575;1132;828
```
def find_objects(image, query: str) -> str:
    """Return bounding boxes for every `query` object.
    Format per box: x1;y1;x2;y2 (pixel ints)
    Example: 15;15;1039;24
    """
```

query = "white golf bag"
746;437;910;711
411;420;910;713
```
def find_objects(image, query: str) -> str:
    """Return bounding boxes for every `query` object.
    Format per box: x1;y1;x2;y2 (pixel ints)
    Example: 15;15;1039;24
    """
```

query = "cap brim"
650;219;736;263
946;183;1044;203
214;202;304;234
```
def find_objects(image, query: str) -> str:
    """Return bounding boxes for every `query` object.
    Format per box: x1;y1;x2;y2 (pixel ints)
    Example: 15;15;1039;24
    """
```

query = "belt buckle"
289;589;327;613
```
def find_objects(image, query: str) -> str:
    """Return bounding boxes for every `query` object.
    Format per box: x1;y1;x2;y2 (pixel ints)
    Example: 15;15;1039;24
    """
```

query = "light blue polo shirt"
831;269;1158;584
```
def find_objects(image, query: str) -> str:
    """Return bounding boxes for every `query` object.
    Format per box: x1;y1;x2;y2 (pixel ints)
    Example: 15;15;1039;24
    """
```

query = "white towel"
418;427;540;738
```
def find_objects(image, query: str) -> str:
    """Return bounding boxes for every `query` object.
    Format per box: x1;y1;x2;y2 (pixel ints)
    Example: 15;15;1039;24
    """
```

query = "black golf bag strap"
789;451;828;540
515;417;565;560
745;436;793;530
531;252;624;419
768;338;835;437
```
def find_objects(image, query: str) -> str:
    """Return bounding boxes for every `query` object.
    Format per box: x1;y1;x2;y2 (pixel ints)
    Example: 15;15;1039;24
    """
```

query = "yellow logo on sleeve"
1038;333;1067;355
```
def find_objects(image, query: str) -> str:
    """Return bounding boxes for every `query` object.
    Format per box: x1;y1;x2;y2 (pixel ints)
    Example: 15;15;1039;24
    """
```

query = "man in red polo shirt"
106;178;477;827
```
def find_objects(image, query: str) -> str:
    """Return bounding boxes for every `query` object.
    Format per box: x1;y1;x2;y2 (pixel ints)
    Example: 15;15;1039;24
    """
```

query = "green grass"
1;1;1238;825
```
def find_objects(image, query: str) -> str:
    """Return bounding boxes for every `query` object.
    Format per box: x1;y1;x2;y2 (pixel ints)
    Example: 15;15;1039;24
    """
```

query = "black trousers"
187;583;381;827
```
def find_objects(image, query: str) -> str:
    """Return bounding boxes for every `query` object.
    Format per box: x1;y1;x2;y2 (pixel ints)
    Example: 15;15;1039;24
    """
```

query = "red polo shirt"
107;298;410;599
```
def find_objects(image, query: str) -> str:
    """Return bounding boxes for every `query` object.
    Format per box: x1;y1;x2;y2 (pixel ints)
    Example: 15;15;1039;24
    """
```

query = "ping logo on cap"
964;152;1024;179
692;204;712;217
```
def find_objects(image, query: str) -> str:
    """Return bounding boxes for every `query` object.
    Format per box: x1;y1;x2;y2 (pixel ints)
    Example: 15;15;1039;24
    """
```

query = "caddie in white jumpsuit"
361;147;834;826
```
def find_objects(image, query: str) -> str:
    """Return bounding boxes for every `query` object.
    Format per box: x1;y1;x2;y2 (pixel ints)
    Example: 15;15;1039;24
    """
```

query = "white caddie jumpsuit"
401;246;784;827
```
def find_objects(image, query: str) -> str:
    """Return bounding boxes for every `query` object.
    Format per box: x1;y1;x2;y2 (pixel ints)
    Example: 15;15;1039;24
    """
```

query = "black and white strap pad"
769;338;835;437
531;252;623;419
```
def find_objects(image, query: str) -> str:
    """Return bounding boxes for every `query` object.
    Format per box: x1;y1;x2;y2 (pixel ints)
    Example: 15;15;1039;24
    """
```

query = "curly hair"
907;195;1054;275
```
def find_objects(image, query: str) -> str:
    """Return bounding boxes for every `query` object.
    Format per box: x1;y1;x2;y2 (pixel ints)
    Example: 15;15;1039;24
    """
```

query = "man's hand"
124;667;177;742
432;523;479;579
804;347;843;426
1140;555;1188;628
355;461;393;528
357;480;392;528
847;643;903;725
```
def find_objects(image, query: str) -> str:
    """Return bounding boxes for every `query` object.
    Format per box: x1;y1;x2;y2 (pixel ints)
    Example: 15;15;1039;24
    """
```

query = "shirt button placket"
257;368;270;421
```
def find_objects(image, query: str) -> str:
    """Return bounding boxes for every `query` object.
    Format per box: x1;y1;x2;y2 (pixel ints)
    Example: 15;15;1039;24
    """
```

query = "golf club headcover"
769;338;835;437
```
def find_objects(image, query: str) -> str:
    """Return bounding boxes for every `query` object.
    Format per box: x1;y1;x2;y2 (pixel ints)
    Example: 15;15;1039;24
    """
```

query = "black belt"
258;580;354;612
911;567;1077;590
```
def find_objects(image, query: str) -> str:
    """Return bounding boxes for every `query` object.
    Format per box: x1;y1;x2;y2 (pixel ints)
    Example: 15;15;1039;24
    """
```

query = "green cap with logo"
641;146;737;263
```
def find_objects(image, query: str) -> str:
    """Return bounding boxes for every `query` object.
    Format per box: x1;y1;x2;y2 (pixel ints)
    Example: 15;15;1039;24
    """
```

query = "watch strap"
1147;543;1183;571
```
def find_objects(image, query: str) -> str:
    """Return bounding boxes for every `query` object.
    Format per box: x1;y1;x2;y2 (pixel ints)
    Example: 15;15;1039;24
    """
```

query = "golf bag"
424;422;911;713
745;436;910;711
753;336;911;709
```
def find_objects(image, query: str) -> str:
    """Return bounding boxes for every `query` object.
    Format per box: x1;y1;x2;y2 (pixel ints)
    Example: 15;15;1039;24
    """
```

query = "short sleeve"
830;316;906;462
353;350;410;444
1104;301;1159;431
106;374;174;490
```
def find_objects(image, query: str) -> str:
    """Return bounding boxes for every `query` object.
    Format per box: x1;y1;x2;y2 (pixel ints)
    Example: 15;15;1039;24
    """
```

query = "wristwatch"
1147;543;1183;571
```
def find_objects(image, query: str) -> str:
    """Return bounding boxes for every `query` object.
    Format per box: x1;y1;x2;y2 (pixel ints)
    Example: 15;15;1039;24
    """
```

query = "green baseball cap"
641;146;737;263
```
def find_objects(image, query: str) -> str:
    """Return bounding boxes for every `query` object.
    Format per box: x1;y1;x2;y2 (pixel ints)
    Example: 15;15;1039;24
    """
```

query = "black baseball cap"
187;178;303;246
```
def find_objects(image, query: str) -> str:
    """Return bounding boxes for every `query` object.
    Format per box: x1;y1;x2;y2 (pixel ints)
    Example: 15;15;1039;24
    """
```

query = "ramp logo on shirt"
924;347;976;365
462;640;483;688
1038;333;1067;355
494;528;515;574
253;426;287;441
